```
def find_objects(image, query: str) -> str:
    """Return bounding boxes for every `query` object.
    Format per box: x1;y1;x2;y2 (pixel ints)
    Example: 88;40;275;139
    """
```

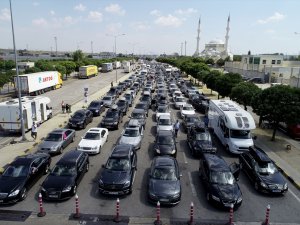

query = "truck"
113;61;121;69
14;71;62;96
78;65;98;79
0;96;52;133
101;63;113;72
208;99;256;154
124;64;131;73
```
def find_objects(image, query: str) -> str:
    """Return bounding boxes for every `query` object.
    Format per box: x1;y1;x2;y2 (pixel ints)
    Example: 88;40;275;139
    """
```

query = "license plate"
49;194;58;198
108;192;118;195
160;198;169;202
272;189;281;193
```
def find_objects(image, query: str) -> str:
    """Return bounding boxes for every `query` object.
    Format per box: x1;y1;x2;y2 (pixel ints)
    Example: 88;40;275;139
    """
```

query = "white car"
157;114;173;133
172;91;183;102
174;96;187;109
77;128;109;154
156;105;171;121
180;104;195;118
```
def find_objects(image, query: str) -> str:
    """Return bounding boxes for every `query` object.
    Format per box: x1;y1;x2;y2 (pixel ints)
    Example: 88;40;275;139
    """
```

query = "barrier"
154;201;162;225
113;198;121;223
227;203;234;225
187;202;194;225
73;194;80;219
262;205;270;225
37;193;46;217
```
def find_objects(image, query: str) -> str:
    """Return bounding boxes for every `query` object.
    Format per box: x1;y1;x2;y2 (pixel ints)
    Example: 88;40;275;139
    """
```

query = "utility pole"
91;41;93;55
181;42;183;56
185;41;187;56
54;36;57;57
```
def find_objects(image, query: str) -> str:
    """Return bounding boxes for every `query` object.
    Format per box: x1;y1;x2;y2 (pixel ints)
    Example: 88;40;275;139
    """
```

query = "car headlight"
283;183;288;189
95;110;99;113
62;186;72;193
91;146;98;150
77;146;82;150
8;189;20;197
260;182;268;188
123;180;131;188
172;193;180;199
211;195;220;202
113;121;118;125
98;179;104;187
171;149;176;154
237;196;243;203
232;144;239;149
155;148;160;154
149;192;157;198
51;146;58;151
41;187;46;192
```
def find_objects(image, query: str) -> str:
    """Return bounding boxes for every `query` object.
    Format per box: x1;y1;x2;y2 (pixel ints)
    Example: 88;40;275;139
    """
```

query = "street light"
54;36;57;57
106;34;126;83
9;0;26;141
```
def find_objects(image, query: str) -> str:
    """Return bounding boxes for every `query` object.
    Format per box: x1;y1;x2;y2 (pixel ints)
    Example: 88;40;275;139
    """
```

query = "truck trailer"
14;71;62;96
101;63;113;72
78;65;98;79
208;99;256;154
113;61;121;69
0;96;52;133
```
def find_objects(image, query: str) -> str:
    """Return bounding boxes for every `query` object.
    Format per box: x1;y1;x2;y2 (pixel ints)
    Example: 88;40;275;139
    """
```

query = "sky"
0;0;300;56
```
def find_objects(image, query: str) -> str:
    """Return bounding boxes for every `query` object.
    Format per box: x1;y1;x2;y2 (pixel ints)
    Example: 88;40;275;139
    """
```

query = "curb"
276;164;300;190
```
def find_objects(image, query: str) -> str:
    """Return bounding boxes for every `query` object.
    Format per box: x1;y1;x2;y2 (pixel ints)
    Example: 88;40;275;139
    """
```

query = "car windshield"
45;133;62;142
136;104;145;109
159;118;172;125
141;96;150;101
152;167;177;181
183;106;193;111
186;117;199;123
157;107;167;113
132;112;144;119
158;135;174;145
117;101;126;106
210;171;235;185
195;133;211;141
89;102;101;107
103;97;112;101
254;162;277;175
3;165;29;177
123;129;139;137
106;111;118;118
230;130;251;139
106;158;130;171
176;98;185;102
125;95;131;100
84;132;100;140
51;164;76;176
73;112;84;119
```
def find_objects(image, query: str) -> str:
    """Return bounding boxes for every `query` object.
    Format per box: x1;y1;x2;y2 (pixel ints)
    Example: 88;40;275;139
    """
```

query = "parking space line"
188;171;197;197
289;189;300;203
182;151;188;164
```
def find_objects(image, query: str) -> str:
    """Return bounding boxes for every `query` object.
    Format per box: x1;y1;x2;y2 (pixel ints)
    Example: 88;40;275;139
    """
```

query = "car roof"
183;104;193;107
154;156;176;167
58;150;84;165
158;114;171;119
74;109;87;114
191;122;206;131
132;108;145;113
128;119;141;127
14;153;48;165
111;144;133;158
203;154;230;172
248;146;271;163
87;128;102;133
157;130;173;137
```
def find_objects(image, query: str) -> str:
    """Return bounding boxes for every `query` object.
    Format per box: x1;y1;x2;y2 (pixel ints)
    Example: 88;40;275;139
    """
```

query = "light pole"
107;34;125;83
91;41;93;55
9;0;26;141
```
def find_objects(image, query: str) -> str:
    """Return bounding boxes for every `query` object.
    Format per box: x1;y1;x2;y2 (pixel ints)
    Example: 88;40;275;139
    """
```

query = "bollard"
227;203;234;225
73;194;80;219
262;205;271;225
113;198;121;223
187;202;194;225
154;201;162;225
37;193;46;217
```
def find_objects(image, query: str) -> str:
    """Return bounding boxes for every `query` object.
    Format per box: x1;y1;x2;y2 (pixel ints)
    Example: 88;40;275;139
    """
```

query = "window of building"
277;60;281;64
271;60;276;64
244;58;247;63
249;57;253;64
254;57;260;64
262;60;267;64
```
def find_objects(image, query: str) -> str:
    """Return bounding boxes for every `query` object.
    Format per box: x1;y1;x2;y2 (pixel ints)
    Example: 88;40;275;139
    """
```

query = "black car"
100;106;123;130
107;87;119;98
182;114;201;132
41;150;89;200
148;156;181;205
98;144;137;195
199;154;242;208
139;95;152;106
135;102;150;117
68;109;93;129
192;98;209;114
187;122;217;157
130;108;146;128
239;146;288;194
88;100;105;116
153;130;177;157
0;153;51;204
116;98;129;115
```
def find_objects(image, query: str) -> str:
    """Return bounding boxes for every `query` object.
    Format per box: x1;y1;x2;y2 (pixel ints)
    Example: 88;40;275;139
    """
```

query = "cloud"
105;4;125;15
32;18;48;26
154;14;182;27
265;29;275;34
32;2;39;6
50;10;55;16
106;23;122;34
150;9;160;16
257;12;285;24
175;8;197;16
0;8;10;21
131;21;150;31
87;11;103;22
74;3;86;11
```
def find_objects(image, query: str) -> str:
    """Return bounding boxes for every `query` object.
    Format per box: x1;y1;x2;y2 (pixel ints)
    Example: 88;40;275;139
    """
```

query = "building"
17;62;35;72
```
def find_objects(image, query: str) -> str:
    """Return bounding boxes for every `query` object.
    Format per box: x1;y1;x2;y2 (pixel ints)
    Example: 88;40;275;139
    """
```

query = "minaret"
224;14;230;56
193;16;201;57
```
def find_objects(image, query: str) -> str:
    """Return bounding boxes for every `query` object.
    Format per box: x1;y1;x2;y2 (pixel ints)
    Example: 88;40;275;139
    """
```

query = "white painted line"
289;189;300;204
188;171;197;197
182;151;188;164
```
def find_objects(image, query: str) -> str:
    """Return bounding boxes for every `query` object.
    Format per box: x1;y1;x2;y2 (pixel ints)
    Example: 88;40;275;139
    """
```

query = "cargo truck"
113;61;121;69
78;65;98;79
124;65;131;73
101;63;113;72
0;96;52;133
14;71;62;96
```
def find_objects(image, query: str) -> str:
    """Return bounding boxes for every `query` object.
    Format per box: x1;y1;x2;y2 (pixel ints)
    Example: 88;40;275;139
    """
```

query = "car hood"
157;144;174;154
156;113;170;119
100;169;130;184
39;141;61;149
157;125;173;131
212;183;240;201
231;138;254;148
181;110;195;115
69;118;84;123
102;100;112;104
175;102;186;106
149;179;180;196
119;136;141;146
88;107;99;111
78;139;100;148
103;117;116;122
194;140;213;149
42;175;75;190
259;172;286;185
0;176;26;193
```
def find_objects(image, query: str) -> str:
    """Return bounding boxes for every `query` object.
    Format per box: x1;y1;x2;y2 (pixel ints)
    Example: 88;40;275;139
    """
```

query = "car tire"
225;145;230;153
19;187;27;201
98;146;101;154
83;122;87;129
59;147;63;154
71;135;75;142
44;164;50;174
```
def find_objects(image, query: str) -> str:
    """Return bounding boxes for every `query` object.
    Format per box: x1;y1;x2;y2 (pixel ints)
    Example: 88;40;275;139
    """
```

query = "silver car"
118;119;144;150
38;129;76;155
102;96;115;107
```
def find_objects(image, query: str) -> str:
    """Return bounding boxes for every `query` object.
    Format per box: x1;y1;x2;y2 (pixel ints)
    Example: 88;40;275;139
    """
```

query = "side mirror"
230;162;241;181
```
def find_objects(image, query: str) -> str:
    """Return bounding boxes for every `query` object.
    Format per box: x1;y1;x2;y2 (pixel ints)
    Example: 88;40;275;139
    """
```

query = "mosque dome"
208;39;224;45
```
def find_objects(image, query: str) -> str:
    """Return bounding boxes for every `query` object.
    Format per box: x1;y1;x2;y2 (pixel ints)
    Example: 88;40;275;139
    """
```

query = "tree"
35;60;53;71
54;64;66;76
203;70;222;94
25;67;42;74
73;50;84;62
59;61;76;76
216;58;225;67
215;72;242;99
231;82;261;110
205;58;214;65
5;60;15;70
251;85;300;141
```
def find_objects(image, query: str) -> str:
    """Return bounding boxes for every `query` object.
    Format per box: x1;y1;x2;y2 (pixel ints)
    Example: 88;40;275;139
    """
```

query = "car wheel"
59;147;63;154
254;182;259;191
83;122;87;129
98;146;101;154
71;135;75;142
225;145;230;153
20;187;27;201
72;185;77;196
86;163;89;172
44;164;50;174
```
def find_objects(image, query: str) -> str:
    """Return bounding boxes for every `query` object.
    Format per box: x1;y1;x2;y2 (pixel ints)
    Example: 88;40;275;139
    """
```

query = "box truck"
14;71;62;96
78;65;98;79
208;99;256;154
0;96;52;133
113;61;121;69
101;63;113;72
124;65;131;73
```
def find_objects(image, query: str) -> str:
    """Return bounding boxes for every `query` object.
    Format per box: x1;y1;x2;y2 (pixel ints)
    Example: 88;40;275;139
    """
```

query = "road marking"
182;151;188;164
289;189;300;203
187;171;197;197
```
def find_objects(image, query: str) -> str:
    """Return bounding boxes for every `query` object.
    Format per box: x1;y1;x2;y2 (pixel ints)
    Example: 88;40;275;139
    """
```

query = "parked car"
180;104;195;118
135;102;150;117
98;144;137;195
147;156;181;205
0;153;51;204
187;122;217;157
157;114;173;133
239;146;288;194
124;92;134;107
107;87;119;98
182;114;201;132
174;96;187;109
68;109;93;129
130;108;146;128
102;96;116;108
192;98;209;114
77;128;109;154
100;106;123;130
41;150;89;200
38;129;76;155
199;154;242;208
153;130;177;157
87;100;105;116
156;105;171;122
118;120;144;150
116;97;129;115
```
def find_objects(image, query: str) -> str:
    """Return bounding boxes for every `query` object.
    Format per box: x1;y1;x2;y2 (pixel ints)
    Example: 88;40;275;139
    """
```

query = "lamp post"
54;36;57;57
9;0;26;141
107;34;126;83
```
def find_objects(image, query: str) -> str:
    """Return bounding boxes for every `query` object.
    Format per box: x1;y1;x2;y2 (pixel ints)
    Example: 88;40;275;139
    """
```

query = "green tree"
5;60;15;70
35;60;53;71
203;70;222;94
25;67;42;74
54;64;66;76
231;82;261;110
60;61;76;77
215;72;242;98
216;58;225;67
205;58;214;65
73;50;84;62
